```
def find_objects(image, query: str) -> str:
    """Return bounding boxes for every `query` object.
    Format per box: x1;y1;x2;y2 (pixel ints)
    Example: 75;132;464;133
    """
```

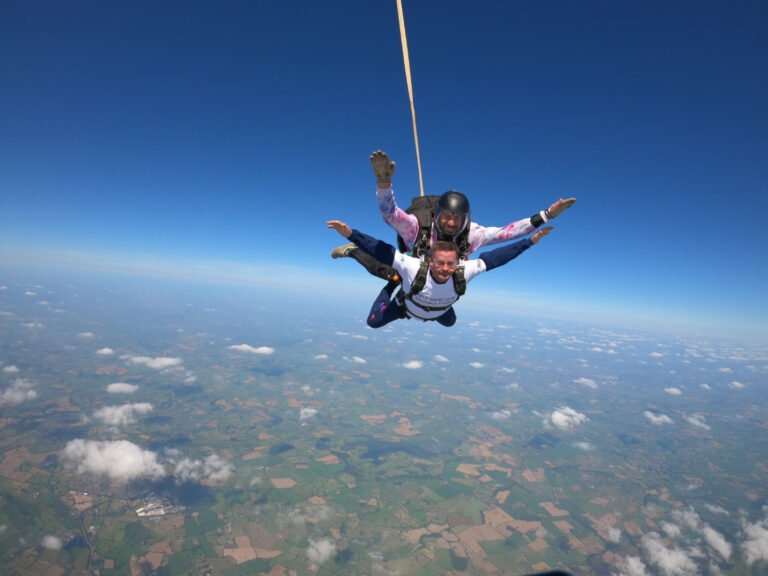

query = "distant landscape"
0;271;766;576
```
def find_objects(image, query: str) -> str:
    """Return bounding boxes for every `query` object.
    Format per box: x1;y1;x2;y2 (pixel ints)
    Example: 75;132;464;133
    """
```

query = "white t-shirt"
391;251;486;320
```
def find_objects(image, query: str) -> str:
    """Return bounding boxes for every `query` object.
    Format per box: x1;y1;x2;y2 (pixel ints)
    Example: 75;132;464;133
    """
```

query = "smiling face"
436;210;466;236
428;248;459;284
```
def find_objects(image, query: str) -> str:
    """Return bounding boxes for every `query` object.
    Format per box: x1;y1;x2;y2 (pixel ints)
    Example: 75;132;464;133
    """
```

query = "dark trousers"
367;286;457;329
349;248;400;281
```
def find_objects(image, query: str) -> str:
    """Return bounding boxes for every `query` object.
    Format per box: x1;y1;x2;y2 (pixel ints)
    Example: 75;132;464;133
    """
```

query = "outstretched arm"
326;220;397;266
327;220;353;239
468;198;575;253
371;150;420;248
546;197;576;219
478;226;553;272
531;226;553;244
370;150;395;187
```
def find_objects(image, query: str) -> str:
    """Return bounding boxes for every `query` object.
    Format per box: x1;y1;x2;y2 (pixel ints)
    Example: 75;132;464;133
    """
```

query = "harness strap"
453;265;466;296
398;264;466;316
409;260;429;295
396;289;450;318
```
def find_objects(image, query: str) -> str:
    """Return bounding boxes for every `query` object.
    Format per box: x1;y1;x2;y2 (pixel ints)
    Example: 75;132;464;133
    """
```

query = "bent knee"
437;313;456;327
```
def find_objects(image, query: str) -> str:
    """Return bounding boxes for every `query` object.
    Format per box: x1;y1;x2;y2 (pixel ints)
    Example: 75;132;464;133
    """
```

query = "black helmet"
435;190;471;236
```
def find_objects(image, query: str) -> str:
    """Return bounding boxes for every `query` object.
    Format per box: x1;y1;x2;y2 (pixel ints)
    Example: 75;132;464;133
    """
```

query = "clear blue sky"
1;1;766;339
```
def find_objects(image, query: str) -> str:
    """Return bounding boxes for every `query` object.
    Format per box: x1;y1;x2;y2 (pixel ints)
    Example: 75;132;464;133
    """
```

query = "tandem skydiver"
330;149;575;275
327;219;553;328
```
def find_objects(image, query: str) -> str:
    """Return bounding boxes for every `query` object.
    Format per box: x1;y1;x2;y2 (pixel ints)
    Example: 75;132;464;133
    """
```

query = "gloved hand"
546;197;576;219
370;150;396;186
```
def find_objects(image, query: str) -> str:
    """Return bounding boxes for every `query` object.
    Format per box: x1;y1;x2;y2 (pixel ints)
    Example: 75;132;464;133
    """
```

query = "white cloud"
702;525;732;560
174;454;233;484
350;356;366;364
2;365;19;373
649;352;665;358
644;411;673;425
661;522;682;539
729;381;746;389
300;407;318;421
41;535;63;550
203;454;234;482
684;414;710;431
741;514;768;565
546;406;588;432
469;362;484;368
96;347;114;356
0;379;37;406
616;556;650;576
313;354;328;360
605;526;622;543
307;538;336;565
648;508;734;572
130;356;183;369
77;332;95;339
664;387;683;396
164;448;182;459
573;441;595;451
403;360;422;369
106;382;138;394
228;344;274;355
641;532;701;576
574;377;598;389
433;355;449;363
718;367;733;373
174;457;202;482
61;439;166;483
93;403;153;427
700;383;711;390
491;409;511;420
704;504;729;516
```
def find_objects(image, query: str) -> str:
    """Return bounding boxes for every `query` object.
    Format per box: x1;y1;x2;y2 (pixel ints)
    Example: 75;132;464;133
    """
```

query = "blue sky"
1;1;766;339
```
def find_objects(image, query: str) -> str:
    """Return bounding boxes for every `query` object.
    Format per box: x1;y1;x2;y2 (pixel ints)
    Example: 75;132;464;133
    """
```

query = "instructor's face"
429;249;458;284
437;211;463;235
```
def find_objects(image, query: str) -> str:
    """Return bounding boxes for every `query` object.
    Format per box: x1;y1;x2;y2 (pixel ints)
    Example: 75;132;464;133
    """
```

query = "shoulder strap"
408;260;430;297
452;266;466;296
397;195;440;258
455;228;471;260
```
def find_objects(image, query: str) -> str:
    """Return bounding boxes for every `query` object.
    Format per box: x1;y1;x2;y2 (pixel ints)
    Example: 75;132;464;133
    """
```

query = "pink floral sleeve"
376;186;420;249
378;185;537;256
466;217;536;254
